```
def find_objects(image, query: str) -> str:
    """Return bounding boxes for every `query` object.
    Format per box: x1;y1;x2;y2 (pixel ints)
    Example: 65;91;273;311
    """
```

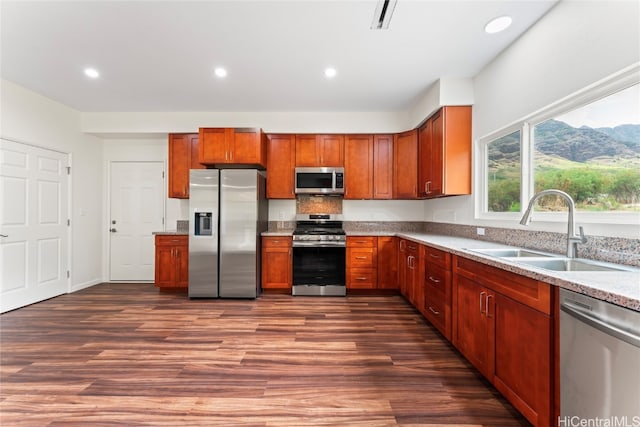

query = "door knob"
110;228;117;233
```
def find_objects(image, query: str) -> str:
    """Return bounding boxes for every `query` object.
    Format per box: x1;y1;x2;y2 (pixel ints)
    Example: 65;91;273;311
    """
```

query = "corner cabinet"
154;235;188;289
266;134;296;199
393;130;418;199
168;133;204;199
418;106;472;198
261;237;292;291
453;255;554;427
199;127;266;168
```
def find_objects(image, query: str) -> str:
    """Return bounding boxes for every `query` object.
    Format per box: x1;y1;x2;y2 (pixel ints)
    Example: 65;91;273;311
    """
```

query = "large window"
481;73;639;222
532;85;639;213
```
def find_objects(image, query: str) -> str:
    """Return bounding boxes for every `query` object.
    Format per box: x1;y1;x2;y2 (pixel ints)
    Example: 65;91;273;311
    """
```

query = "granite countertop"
261;229;640;311
395;232;640;312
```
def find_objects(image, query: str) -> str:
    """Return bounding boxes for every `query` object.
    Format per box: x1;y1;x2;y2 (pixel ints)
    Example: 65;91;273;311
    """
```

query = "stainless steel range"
292;214;346;296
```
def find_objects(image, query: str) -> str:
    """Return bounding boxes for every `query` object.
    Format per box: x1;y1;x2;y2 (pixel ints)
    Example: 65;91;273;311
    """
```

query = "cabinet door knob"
480;291;486;314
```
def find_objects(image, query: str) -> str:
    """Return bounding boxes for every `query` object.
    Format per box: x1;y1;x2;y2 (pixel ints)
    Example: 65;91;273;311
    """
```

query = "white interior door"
1;139;69;313
109;162;164;281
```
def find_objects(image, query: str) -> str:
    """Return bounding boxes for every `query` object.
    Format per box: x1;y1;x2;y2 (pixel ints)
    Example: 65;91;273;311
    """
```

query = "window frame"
476;64;640;225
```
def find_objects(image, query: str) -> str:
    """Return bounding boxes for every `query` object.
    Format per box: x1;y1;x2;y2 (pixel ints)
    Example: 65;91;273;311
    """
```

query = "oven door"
292;245;346;289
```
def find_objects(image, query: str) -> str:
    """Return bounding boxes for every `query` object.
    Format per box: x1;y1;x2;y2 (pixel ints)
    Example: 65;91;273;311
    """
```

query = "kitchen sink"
514;258;638;272
468;248;556;258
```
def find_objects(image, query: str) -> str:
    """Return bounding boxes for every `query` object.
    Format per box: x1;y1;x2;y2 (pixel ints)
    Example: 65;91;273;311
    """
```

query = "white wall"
423;0;640;238
101;136;186;279
0;80;104;290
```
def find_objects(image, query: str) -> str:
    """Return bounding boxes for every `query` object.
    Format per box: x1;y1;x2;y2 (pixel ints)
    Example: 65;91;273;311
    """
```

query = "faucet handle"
578;226;587;243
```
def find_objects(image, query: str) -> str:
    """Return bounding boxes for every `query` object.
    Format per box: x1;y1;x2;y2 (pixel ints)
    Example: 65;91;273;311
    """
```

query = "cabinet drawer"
347;247;376;268
425;287;447;332
155;235;188;246
424;245;451;268
347;236;377;247
347;268;378;289
425;263;450;294
262;236;292;248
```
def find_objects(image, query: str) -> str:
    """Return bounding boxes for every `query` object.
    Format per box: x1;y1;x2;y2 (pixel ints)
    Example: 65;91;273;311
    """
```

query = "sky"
555;84;640;129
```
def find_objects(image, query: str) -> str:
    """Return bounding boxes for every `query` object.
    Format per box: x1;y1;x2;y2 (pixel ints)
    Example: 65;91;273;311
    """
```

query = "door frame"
0;136;73;303
106;160;166;282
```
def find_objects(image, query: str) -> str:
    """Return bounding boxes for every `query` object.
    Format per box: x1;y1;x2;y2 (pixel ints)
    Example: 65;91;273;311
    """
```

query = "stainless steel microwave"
294;167;344;195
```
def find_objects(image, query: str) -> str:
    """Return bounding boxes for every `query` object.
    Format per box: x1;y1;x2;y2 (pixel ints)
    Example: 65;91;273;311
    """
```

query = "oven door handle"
292;241;346;248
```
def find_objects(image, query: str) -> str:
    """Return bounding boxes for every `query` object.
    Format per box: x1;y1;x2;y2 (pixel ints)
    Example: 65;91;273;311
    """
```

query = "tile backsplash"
296;195;342;214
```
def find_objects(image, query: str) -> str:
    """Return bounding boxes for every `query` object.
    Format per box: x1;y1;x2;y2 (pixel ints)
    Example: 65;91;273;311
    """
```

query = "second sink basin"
515;258;638;272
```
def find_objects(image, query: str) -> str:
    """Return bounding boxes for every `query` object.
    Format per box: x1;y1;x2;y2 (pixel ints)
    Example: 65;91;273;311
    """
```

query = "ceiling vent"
370;0;397;30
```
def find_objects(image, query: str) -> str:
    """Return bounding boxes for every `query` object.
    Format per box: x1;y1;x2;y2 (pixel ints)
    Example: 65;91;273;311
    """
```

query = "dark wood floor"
1;283;531;426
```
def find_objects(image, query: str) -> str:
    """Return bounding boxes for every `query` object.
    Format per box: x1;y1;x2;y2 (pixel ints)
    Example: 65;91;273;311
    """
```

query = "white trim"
476;64;640;225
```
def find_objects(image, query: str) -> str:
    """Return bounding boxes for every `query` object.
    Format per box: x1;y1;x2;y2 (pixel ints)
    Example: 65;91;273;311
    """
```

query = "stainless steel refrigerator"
188;169;268;298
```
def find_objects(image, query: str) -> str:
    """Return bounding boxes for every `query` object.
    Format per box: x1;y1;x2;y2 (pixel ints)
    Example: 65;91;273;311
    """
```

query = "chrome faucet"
519;189;587;258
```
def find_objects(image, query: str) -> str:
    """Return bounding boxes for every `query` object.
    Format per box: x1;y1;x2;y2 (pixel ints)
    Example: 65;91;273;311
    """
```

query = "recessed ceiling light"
324;67;337;78
84;68;100;79
485;15;512;34
213;67;227;78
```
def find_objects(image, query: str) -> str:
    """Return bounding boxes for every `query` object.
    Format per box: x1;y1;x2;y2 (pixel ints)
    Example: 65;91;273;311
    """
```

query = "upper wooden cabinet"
393;129;418;199
199;127;266;168
295;134;344;167
344;134;394;200
373;135;394;199
418;106;472;198
344;135;374;199
168;133;204;199
266;134;296;199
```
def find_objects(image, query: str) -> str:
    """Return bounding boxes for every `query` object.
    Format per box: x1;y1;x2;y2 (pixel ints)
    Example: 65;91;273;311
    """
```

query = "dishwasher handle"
561;301;640;348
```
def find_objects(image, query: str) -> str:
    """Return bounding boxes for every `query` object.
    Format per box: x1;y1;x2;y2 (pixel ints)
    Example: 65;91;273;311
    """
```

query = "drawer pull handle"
428;276;440;284
355;256;368;260
429;253;440;259
428;306;440;315
356;277;367;281
356;240;368;244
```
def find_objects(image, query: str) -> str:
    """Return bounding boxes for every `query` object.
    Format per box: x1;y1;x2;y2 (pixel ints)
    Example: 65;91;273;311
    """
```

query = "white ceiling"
1;0;557;113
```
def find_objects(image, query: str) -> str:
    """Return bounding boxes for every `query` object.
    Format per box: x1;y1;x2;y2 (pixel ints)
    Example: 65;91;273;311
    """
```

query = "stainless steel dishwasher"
560;288;640;423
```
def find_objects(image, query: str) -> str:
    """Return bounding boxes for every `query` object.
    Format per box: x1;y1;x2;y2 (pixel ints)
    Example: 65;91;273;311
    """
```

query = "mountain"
593;124;640;150
534;120;639;162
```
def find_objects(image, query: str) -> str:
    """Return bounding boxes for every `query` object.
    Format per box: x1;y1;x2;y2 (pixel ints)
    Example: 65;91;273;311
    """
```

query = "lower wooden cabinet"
453;255;554;427
154;235;188;289
261;237;292;290
423;245;452;340
346;236;377;289
377;236;397;289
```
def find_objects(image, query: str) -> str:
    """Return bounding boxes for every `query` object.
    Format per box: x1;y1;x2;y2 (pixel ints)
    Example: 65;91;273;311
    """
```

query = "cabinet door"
155;244;175;287
453;275;493;378
199;128;230;164
373;135;393;199
266;134;295;199
189;134;204;169
318;135;344;166
494;294;552;426
393;130;418;199
174;244;189;287
168;134;191;199
429;109;444;197
377;237;397;289
295;134;320;166
441;106;472;196
261;238;292;290
344;135;373;199
232;128;265;166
